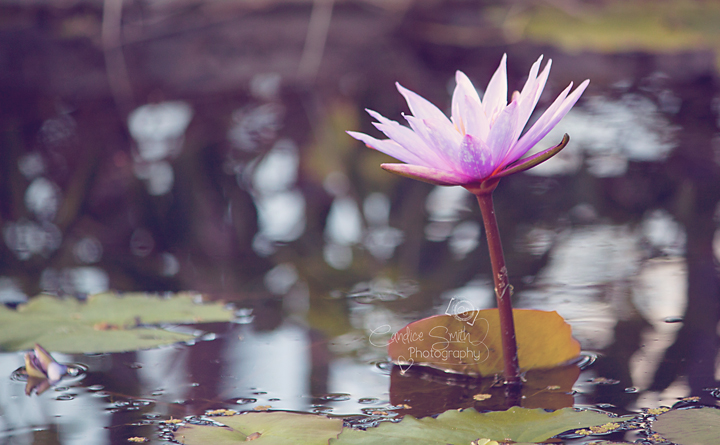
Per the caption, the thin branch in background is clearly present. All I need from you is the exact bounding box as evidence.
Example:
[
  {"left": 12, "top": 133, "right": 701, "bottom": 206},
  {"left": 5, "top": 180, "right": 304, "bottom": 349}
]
[
  {"left": 298, "top": 0, "right": 334, "bottom": 83},
  {"left": 102, "top": 0, "right": 134, "bottom": 116}
]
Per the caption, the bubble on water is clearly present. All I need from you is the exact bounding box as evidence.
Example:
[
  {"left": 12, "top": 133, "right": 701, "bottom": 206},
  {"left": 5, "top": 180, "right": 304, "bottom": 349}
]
[
  {"left": 575, "top": 351, "right": 598, "bottom": 370},
  {"left": 596, "top": 403, "right": 616, "bottom": 409},
  {"left": 56, "top": 394, "right": 76, "bottom": 401},
  {"left": 315, "top": 393, "right": 351, "bottom": 402},
  {"left": 345, "top": 279, "right": 418, "bottom": 303},
  {"left": 624, "top": 387, "right": 639, "bottom": 393},
  {"left": 235, "top": 398, "right": 257, "bottom": 405},
  {"left": 374, "top": 360, "right": 393, "bottom": 373},
  {"left": 344, "top": 416, "right": 384, "bottom": 429},
  {"left": 234, "top": 308, "right": 255, "bottom": 324},
  {"left": 358, "top": 397, "right": 379, "bottom": 404}
]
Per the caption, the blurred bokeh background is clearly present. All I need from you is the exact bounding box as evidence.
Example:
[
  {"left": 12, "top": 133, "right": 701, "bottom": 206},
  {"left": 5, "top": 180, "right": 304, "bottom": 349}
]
[{"left": 1, "top": 0, "right": 720, "bottom": 443}]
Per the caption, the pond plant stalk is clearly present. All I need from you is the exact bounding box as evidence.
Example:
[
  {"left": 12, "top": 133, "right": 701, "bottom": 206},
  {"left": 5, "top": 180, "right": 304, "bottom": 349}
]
[
  {"left": 473, "top": 180, "right": 520, "bottom": 385},
  {"left": 348, "top": 54, "right": 588, "bottom": 386}
]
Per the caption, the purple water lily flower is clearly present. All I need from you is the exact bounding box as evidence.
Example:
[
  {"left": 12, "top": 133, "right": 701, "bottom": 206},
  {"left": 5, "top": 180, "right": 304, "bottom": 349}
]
[
  {"left": 348, "top": 54, "right": 589, "bottom": 193},
  {"left": 24, "top": 343, "right": 68, "bottom": 395}
]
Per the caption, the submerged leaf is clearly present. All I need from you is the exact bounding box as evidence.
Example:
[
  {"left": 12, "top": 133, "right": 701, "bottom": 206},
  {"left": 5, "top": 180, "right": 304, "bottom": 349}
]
[
  {"left": 176, "top": 411, "right": 343, "bottom": 445},
  {"left": 332, "top": 406, "right": 622, "bottom": 444},
  {"left": 0, "top": 292, "right": 234, "bottom": 353},
  {"left": 387, "top": 309, "right": 580, "bottom": 376},
  {"left": 653, "top": 407, "right": 720, "bottom": 445}
]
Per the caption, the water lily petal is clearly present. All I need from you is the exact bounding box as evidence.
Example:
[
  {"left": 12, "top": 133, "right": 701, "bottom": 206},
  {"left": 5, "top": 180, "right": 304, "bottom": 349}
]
[
  {"left": 452, "top": 71, "right": 483, "bottom": 135},
  {"left": 463, "top": 94, "right": 491, "bottom": 142},
  {"left": 404, "top": 115, "right": 457, "bottom": 168},
  {"left": 482, "top": 54, "right": 508, "bottom": 122},
  {"left": 454, "top": 71, "right": 482, "bottom": 105},
  {"left": 396, "top": 83, "right": 453, "bottom": 127},
  {"left": 24, "top": 352, "right": 47, "bottom": 379},
  {"left": 33, "top": 344, "right": 55, "bottom": 373},
  {"left": 366, "top": 110, "right": 442, "bottom": 167},
  {"left": 519, "top": 55, "right": 543, "bottom": 99},
  {"left": 452, "top": 72, "right": 490, "bottom": 141},
  {"left": 422, "top": 117, "right": 465, "bottom": 169},
  {"left": 347, "top": 131, "right": 428, "bottom": 166},
  {"left": 457, "top": 134, "right": 495, "bottom": 179},
  {"left": 516, "top": 58, "right": 552, "bottom": 134},
  {"left": 381, "top": 163, "right": 471, "bottom": 186},
  {"left": 486, "top": 100, "right": 521, "bottom": 167},
  {"left": 46, "top": 361, "right": 68, "bottom": 383},
  {"left": 511, "top": 79, "right": 589, "bottom": 161}
]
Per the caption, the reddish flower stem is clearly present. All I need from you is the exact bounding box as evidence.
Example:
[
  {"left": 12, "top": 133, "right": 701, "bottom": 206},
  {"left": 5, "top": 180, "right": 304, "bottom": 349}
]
[{"left": 474, "top": 187, "right": 521, "bottom": 386}]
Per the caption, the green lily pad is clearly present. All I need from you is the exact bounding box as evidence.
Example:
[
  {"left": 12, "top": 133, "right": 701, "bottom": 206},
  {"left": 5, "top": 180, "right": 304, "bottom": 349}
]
[
  {"left": 653, "top": 407, "right": 720, "bottom": 445},
  {"left": 0, "top": 292, "right": 234, "bottom": 353},
  {"left": 175, "top": 411, "right": 343, "bottom": 445},
  {"left": 332, "top": 406, "right": 623, "bottom": 444}
]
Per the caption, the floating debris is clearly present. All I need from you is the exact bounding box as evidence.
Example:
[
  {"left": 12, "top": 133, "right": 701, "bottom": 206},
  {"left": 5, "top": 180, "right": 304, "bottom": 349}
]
[
  {"left": 206, "top": 409, "right": 238, "bottom": 416},
  {"left": 162, "top": 418, "right": 183, "bottom": 425},
  {"left": 574, "top": 422, "right": 621, "bottom": 435}
]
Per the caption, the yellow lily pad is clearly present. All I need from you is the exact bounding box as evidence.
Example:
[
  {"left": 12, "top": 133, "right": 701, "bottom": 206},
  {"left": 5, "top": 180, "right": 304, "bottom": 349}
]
[{"left": 387, "top": 309, "right": 580, "bottom": 376}]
